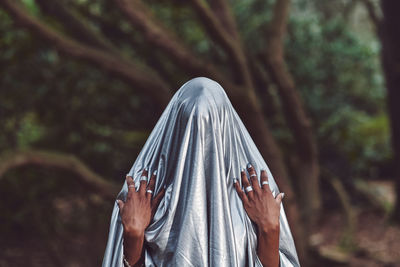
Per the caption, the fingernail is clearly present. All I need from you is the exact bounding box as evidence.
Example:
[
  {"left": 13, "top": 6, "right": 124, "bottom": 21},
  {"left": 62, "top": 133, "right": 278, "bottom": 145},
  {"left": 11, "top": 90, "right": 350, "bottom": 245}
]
[
  {"left": 144, "top": 166, "right": 148, "bottom": 171},
  {"left": 241, "top": 167, "right": 245, "bottom": 173},
  {"left": 163, "top": 184, "right": 166, "bottom": 189},
  {"left": 233, "top": 178, "right": 238, "bottom": 184},
  {"left": 153, "top": 169, "right": 158, "bottom": 176},
  {"left": 282, "top": 192, "right": 285, "bottom": 199},
  {"left": 247, "top": 163, "right": 252, "bottom": 169}
]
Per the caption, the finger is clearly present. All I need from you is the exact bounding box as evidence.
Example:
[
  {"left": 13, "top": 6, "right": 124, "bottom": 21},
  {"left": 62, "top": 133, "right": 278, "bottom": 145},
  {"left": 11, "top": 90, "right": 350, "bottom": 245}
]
[
  {"left": 241, "top": 168, "right": 254, "bottom": 200},
  {"left": 247, "top": 163, "right": 261, "bottom": 194},
  {"left": 233, "top": 178, "right": 249, "bottom": 205},
  {"left": 138, "top": 167, "right": 149, "bottom": 195},
  {"left": 275, "top": 192, "right": 285, "bottom": 205},
  {"left": 151, "top": 186, "right": 166, "bottom": 216},
  {"left": 126, "top": 175, "right": 135, "bottom": 187},
  {"left": 117, "top": 199, "right": 125, "bottom": 210},
  {"left": 146, "top": 169, "right": 157, "bottom": 200},
  {"left": 126, "top": 175, "right": 135, "bottom": 196},
  {"left": 260, "top": 170, "right": 271, "bottom": 192}
]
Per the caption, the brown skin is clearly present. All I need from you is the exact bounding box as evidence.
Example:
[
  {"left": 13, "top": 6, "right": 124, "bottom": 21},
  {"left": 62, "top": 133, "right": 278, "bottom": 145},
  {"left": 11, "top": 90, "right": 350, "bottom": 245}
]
[
  {"left": 234, "top": 164, "right": 283, "bottom": 267},
  {"left": 117, "top": 168, "right": 165, "bottom": 266},
  {"left": 117, "top": 165, "right": 282, "bottom": 267}
]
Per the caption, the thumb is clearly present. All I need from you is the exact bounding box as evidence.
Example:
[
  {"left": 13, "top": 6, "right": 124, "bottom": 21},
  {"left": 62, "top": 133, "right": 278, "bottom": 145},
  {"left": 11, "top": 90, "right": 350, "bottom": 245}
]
[{"left": 275, "top": 192, "right": 285, "bottom": 204}]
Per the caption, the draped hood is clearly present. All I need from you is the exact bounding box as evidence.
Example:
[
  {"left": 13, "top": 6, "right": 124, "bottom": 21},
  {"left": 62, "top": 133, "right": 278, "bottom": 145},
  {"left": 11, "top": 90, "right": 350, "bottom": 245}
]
[{"left": 102, "top": 77, "right": 300, "bottom": 267}]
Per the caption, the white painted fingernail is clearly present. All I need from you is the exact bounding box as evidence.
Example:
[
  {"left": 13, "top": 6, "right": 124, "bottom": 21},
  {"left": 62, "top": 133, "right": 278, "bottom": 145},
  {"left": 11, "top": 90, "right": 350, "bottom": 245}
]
[
  {"left": 153, "top": 170, "right": 158, "bottom": 176},
  {"left": 233, "top": 178, "right": 238, "bottom": 184},
  {"left": 144, "top": 166, "right": 148, "bottom": 171},
  {"left": 241, "top": 167, "right": 245, "bottom": 173},
  {"left": 282, "top": 192, "right": 285, "bottom": 199},
  {"left": 247, "top": 163, "right": 252, "bottom": 169}
]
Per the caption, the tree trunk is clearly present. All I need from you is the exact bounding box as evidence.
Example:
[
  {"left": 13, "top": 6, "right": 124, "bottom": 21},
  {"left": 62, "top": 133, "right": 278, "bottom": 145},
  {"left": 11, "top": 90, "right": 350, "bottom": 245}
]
[
  {"left": 261, "top": 0, "right": 321, "bottom": 237},
  {"left": 231, "top": 90, "right": 308, "bottom": 261},
  {"left": 380, "top": 0, "right": 400, "bottom": 222},
  {"left": 0, "top": 0, "right": 312, "bottom": 260},
  {"left": 0, "top": 149, "right": 120, "bottom": 201}
]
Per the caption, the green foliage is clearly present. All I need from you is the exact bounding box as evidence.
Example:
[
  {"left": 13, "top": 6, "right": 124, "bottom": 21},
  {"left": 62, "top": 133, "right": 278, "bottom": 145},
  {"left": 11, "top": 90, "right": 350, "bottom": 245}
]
[
  {"left": 0, "top": 1, "right": 392, "bottom": 264},
  {"left": 16, "top": 112, "right": 45, "bottom": 148},
  {"left": 21, "top": 0, "right": 40, "bottom": 15},
  {"left": 233, "top": 0, "right": 274, "bottom": 51},
  {"left": 286, "top": 15, "right": 389, "bottom": 177},
  {"left": 0, "top": 8, "right": 153, "bottom": 178},
  {"left": 0, "top": 0, "right": 389, "bottom": 197}
]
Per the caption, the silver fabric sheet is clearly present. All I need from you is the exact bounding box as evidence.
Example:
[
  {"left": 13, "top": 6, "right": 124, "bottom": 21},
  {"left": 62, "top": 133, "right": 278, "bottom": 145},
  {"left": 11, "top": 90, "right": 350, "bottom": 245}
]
[{"left": 102, "top": 77, "right": 300, "bottom": 267}]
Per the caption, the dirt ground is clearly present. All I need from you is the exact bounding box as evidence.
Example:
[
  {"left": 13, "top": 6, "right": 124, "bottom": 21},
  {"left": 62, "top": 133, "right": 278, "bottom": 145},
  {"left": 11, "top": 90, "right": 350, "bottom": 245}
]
[{"left": 311, "top": 210, "right": 400, "bottom": 267}]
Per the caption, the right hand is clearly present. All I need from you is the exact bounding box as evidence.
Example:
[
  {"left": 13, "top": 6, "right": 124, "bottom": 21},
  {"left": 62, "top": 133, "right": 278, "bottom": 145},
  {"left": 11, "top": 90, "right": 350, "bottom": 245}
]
[
  {"left": 117, "top": 168, "right": 166, "bottom": 235},
  {"left": 233, "top": 164, "right": 284, "bottom": 234}
]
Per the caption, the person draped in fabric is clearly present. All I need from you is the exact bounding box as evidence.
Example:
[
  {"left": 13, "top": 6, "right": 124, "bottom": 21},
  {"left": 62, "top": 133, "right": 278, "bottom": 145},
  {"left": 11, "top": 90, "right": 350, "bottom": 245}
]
[{"left": 102, "top": 77, "right": 300, "bottom": 267}]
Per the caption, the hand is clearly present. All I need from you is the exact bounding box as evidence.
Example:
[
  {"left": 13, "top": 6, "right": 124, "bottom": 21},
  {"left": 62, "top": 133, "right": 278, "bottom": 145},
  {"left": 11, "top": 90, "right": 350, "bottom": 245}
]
[
  {"left": 233, "top": 163, "right": 284, "bottom": 234},
  {"left": 117, "top": 168, "right": 166, "bottom": 236}
]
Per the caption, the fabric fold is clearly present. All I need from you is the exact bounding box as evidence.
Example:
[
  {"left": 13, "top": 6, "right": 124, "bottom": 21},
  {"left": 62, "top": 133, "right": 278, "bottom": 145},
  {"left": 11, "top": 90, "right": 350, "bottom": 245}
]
[{"left": 102, "top": 77, "right": 300, "bottom": 267}]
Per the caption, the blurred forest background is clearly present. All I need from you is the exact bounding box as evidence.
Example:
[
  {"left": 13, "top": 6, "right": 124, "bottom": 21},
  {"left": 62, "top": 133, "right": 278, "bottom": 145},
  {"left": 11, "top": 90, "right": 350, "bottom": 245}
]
[{"left": 1, "top": 0, "right": 400, "bottom": 266}]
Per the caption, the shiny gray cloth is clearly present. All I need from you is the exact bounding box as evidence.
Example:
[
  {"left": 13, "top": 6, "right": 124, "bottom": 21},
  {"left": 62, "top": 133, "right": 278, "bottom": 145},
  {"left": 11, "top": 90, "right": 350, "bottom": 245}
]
[{"left": 102, "top": 77, "right": 300, "bottom": 267}]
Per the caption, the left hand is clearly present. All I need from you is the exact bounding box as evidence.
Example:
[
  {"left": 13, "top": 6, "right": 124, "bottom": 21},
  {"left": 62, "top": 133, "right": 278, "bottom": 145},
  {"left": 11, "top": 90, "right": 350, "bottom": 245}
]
[
  {"left": 233, "top": 164, "right": 284, "bottom": 233},
  {"left": 117, "top": 168, "right": 166, "bottom": 236}
]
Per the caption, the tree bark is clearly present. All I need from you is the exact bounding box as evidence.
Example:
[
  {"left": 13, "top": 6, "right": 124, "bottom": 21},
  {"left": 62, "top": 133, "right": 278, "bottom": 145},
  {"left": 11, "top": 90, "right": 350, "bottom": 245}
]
[
  {"left": 0, "top": 0, "right": 173, "bottom": 110},
  {"left": 209, "top": 0, "right": 240, "bottom": 41},
  {"left": 113, "top": 0, "right": 231, "bottom": 87},
  {"left": 262, "top": 0, "right": 321, "bottom": 232},
  {"left": 189, "top": 0, "right": 253, "bottom": 87},
  {"left": 230, "top": 89, "right": 307, "bottom": 261},
  {"left": 0, "top": 149, "right": 120, "bottom": 201},
  {"left": 380, "top": 0, "right": 400, "bottom": 222},
  {"left": 35, "top": 0, "right": 116, "bottom": 52},
  {"left": 0, "top": 0, "right": 309, "bottom": 258}
]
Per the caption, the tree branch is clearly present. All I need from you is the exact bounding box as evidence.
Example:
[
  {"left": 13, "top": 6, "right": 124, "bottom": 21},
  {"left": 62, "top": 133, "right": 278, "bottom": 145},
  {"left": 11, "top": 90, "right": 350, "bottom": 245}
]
[
  {"left": 209, "top": 0, "right": 240, "bottom": 41},
  {"left": 248, "top": 56, "right": 279, "bottom": 119},
  {"left": 342, "top": 0, "right": 359, "bottom": 21},
  {"left": 113, "top": 0, "right": 230, "bottom": 85},
  {"left": 189, "top": 0, "right": 253, "bottom": 87},
  {"left": 189, "top": 0, "right": 235, "bottom": 55},
  {"left": 0, "top": 149, "right": 120, "bottom": 201},
  {"left": 261, "top": 0, "right": 321, "bottom": 232},
  {"left": 0, "top": 0, "right": 173, "bottom": 108},
  {"left": 263, "top": 0, "right": 316, "bottom": 160},
  {"left": 35, "top": 0, "right": 116, "bottom": 52},
  {"left": 360, "top": 0, "right": 382, "bottom": 34},
  {"left": 264, "top": 0, "right": 291, "bottom": 58}
]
